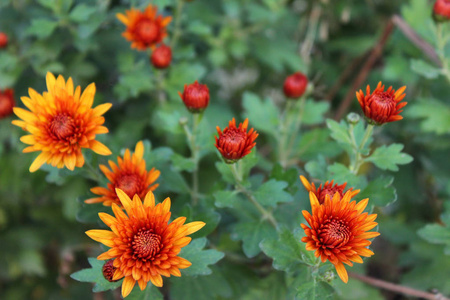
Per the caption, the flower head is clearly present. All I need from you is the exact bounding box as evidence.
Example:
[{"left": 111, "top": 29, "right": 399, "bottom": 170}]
[
  {"left": 301, "top": 191, "right": 380, "bottom": 283},
  {"left": 433, "top": 0, "right": 450, "bottom": 22},
  {"left": 0, "top": 88, "right": 15, "bottom": 118},
  {"left": 151, "top": 44, "right": 172, "bottom": 69},
  {"left": 86, "top": 141, "right": 160, "bottom": 207},
  {"left": 12, "top": 72, "right": 111, "bottom": 172},
  {"left": 102, "top": 260, "right": 119, "bottom": 282},
  {"left": 86, "top": 189, "right": 205, "bottom": 298},
  {"left": 300, "top": 175, "right": 360, "bottom": 205},
  {"left": 356, "top": 81, "right": 407, "bottom": 125},
  {"left": 215, "top": 118, "right": 258, "bottom": 163},
  {"left": 0, "top": 32, "right": 8, "bottom": 48},
  {"left": 178, "top": 81, "right": 210, "bottom": 113},
  {"left": 283, "top": 72, "right": 308, "bottom": 99},
  {"left": 116, "top": 5, "right": 172, "bottom": 51}
]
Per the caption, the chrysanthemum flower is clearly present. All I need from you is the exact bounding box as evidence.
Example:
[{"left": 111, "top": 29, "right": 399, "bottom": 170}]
[
  {"left": 301, "top": 191, "right": 380, "bottom": 283},
  {"left": 300, "top": 175, "right": 360, "bottom": 205},
  {"left": 0, "top": 88, "right": 15, "bottom": 118},
  {"left": 356, "top": 81, "right": 407, "bottom": 125},
  {"left": 151, "top": 44, "right": 172, "bottom": 69},
  {"left": 116, "top": 5, "right": 172, "bottom": 51},
  {"left": 178, "top": 81, "right": 210, "bottom": 113},
  {"left": 433, "top": 0, "right": 450, "bottom": 22},
  {"left": 86, "top": 141, "right": 160, "bottom": 207},
  {"left": 102, "top": 260, "right": 119, "bottom": 282},
  {"left": 215, "top": 118, "right": 258, "bottom": 163},
  {"left": 283, "top": 72, "right": 308, "bottom": 99},
  {"left": 86, "top": 189, "right": 205, "bottom": 298},
  {"left": 12, "top": 72, "right": 112, "bottom": 172}
]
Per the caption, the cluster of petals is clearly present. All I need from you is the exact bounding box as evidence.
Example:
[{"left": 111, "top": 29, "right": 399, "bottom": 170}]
[
  {"left": 0, "top": 88, "right": 15, "bottom": 118},
  {"left": 283, "top": 72, "right": 308, "bottom": 99},
  {"left": 86, "top": 141, "right": 160, "bottom": 207},
  {"left": 116, "top": 5, "right": 172, "bottom": 51},
  {"left": 356, "top": 81, "right": 407, "bottom": 125},
  {"left": 12, "top": 72, "right": 111, "bottom": 172},
  {"left": 215, "top": 118, "right": 258, "bottom": 163},
  {"left": 178, "top": 80, "right": 210, "bottom": 113},
  {"left": 86, "top": 189, "right": 205, "bottom": 298},
  {"left": 301, "top": 191, "right": 380, "bottom": 283},
  {"left": 300, "top": 175, "right": 360, "bottom": 205},
  {"left": 433, "top": 0, "right": 450, "bottom": 21}
]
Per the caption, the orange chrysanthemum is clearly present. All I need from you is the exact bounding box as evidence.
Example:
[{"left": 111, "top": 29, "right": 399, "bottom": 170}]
[
  {"left": 116, "top": 5, "right": 172, "bottom": 51},
  {"left": 12, "top": 72, "right": 112, "bottom": 172},
  {"left": 300, "top": 175, "right": 360, "bottom": 205},
  {"left": 215, "top": 118, "right": 258, "bottom": 163},
  {"left": 86, "top": 189, "right": 205, "bottom": 298},
  {"left": 356, "top": 81, "right": 407, "bottom": 125},
  {"left": 0, "top": 88, "right": 15, "bottom": 118},
  {"left": 301, "top": 191, "right": 380, "bottom": 283},
  {"left": 86, "top": 141, "right": 160, "bottom": 207}
]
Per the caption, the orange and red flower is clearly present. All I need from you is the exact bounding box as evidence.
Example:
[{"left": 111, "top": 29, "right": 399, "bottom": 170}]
[
  {"left": 301, "top": 191, "right": 380, "bottom": 283},
  {"left": 12, "top": 72, "right": 111, "bottom": 172},
  {"left": 86, "top": 141, "right": 160, "bottom": 207},
  {"left": 151, "top": 44, "right": 172, "bottom": 69},
  {"left": 0, "top": 88, "right": 15, "bottom": 118},
  {"left": 283, "top": 72, "right": 308, "bottom": 99},
  {"left": 215, "top": 118, "right": 258, "bottom": 163},
  {"left": 178, "top": 81, "right": 210, "bottom": 113},
  {"left": 86, "top": 189, "right": 205, "bottom": 298},
  {"left": 433, "top": 0, "right": 450, "bottom": 22},
  {"left": 116, "top": 5, "right": 172, "bottom": 51},
  {"left": 356, "top": 81, "right": 407, "bottom": 125},
  {"left": 300, "top": 175, "right": 359, "bottom": 205}
]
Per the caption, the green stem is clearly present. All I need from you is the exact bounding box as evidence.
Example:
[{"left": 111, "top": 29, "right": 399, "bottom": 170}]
[
  {"left": 284, "top": 96, "right": 306, "bottom": 161},
  {"left": 349, "top": 124, "right": 374, "bottom": 174},
  {"left": 436, "top": 24, "right": 450, "bottom": 82},
  {"left": 170, "top": 0, "right": 185, "bottom": 49},
  {"left": 278, "top": 100, "right": 294, "bottom": 168},
  {"left": 84, "top": 159, "right": 102, "bottom": 182},
  {"left": 183, "top": 114, "right": 201, "bottom": 206},
  {"left": 229, "top": 163, "right": 278, "bottom": 228}
]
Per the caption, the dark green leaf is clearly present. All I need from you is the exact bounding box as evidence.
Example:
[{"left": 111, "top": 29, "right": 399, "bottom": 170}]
[
  {"left": 365, "top": 144, "right": 413, "bottom": 171},
  {"left": 410, "top": 59, "right": 441, "bottom": 79},
  {"left": 179, "top": 238, "right": 224, "bottom": 276},
  {"left": 326, "top": 119, "right": 352, "bottom": 145},
  {"left": 295, "top": 281, "right": 334, "bottom": 300},
  {"left": 171, "top": 153, "right": 196, "bottom": 172},
  {"left": 69, "top": 4, "right": 97, "bottom": 23},
  {"left": 327, "top": 163, "right": 368, "bottom": 189},
  {"left": 406, "top": 99, "right": 450, "bottom": 135},
  {"left": 126, "top": 284, "right": 163, "bottom": 300},
  {"left": 26, "top": 19, "right": 58, "bottom": 38},
  {"left": 253, "top": 179, "right": 292, "bottom": 207},
  {"left": 359, "top": 176, "right": 397, "bottom": 207},
  {"left": 302, "top": 100, "right": 330, "bottom": 125},
  {"left": 233, "top": 220, "right": 277, "bottom": 258},
  {"left": 70, "top": 258, "right": 122, "bottom": 292},
  {"left": 214, "top": 190, "right": 240, "bottom": 208},
  {"left": 242, "top": 92, "right": 279, "bottom": 136}
]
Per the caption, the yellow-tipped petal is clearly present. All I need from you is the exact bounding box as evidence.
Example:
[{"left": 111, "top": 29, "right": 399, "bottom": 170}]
[
  {"left": 149, "top": 274, "right": 163, "bottom": 287},
  {"left": 89, "top": 140, "right": 112, "bottom": 155},
  {"left": 116, "top": 188, "right": 133, "bottom": 213},
  {"left": 29, "top": 152, "right": 51, "bottom": 172},
  {"left": 184, "top": 221, "right": 206, "bottom": 236},
  {"left": 121, "top": 276, "right": 136, "bottom": 298},
  {"left": 143, "top": 190, "right": 155, "bottom": 208},
  {"left": 98, "top": 212, "right": 118, "bottom": 227},
  {"left": 46, "top": 72, "right": 56, "bottom": 92},
  {"left": 116, "top": 13, "right": 129, "bottom": 25},
  {"left": 13, "top": 107, "right": 37, "bottom": 122},
  {"left": 93, "top": 103, "right": 112, "bottom": 116},
  {"left": 134, "top": 141, "right": 144, "bottom": 160},
  {"left": 300, "top": 175, "right": 312, "bottom": 191},
  {"left": 161, "top": 197, "right": 171, "bottom": 214},
  {"left": 80, "top": 83, "right": 96, "bottom": 107},
  {"left": 335, "top": 262, "right": 348, "bottom": 283},
  {"left": 355, "top": 198, "right": 369, "bottom": 214},
  {"left": 85, "top": 229, "right": 116, "bottom": 247}
]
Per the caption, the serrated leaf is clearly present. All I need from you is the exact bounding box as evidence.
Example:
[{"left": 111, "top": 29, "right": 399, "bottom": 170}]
[
  {"left": 358, "top": 176, "right": 397, "bottom": 207},
  {"left": 71, "top": 258, "right": 122, "bottom": 292},
  {"left": 326, "top": 119, "right": 352, "bottom": 145},
  {"left": 410, "top": 59, "right": 441, "bottom": 79},
  {"left": 179, "top": 238, "right": 224, "bottom": 276},
  {"left": 418, "top": 216, "right": 450, "bottom": 253},
  {"left": 69, "top": 4, "right": 97, "bottom": 22},
  {"left": 253, "top": 179, "right": 292, "bottom": 207},
  {"left": 295, "top": 128, "right": 343, "bottom": 160},
  {"left": 126, "top": 284, "right": 163, "bottom": 300},
  {"left": 215, "top": 161, "right": 235, "bottom": 184},
  {"left": 327, "top": 163, "right": 367, "bottom": 190},
  {"left": 214, "top": 190, "right": 240, "bottom": 208},
  {"left": 171, "top": 153, "right": 196, "bottom": 172},
  {"left": 242, "top": 92, "right": 280, "bottom": 136},
  {"left": 365, "top": 144, "right": 413, "bottom": 171},
  {"left": 302, "top": 100, "right": 330, "bottom": 125},
  {"left": 233, "top": 220, "right": 277, "bottom": 258},
  {"left": 305, "top": 156, "right": 328, "bottom": 181},
  {"left": 295, "top": 281, "right": 335, "bottom": 300},
  {"left": 26, "top": 19, "right": 58, "bottom": 38},
  {"left": 406, "top": 99, "right": 450, "bottom": 135},
  {"left": 260, "top": 227, "right": 306, "bottom": 272}
]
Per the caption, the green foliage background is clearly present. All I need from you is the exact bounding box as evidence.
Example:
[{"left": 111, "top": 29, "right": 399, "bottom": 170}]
[{"left": 1, "top": 0, "right": 450, "bottom": 299}]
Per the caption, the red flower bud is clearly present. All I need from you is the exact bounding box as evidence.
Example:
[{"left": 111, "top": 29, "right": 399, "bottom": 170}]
[
  {"left": 178, "top": 81, "right": 210, "bottom": 113},
  {"left": 356, "top": 81, "right": 407, "bottom": 125},
  {"left": 0, "top": 32, "right": 8, "bottom": 49},
  {"left": 102, "top": 259, "right": 119, "bottom": 282},
  {"left": 0, "top": 89, "right": 15, "bottom": 118},
  {"left": 283, "top": 72, "right": 308, "bottom": 99},
  {"left": 151, "top": 44, "right": 172, "bottom": 69},
  {"left": 433, "top": 0, "right": 450, "bottom": 22},
  {"left": 215, "top": 118, "right": 258, "bottom": 163}
]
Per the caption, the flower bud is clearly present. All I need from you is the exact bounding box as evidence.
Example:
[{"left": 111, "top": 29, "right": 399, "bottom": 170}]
[
  {"left": 178, "top": 81, "right": 210, "bottom": 113},
  {"left": 151, "top": 44, "right": 172, "bottom": 69},
  {"left": 433, "top": 0, "right": 450, "bottom": 22},
  {"left": 102, "top": 259, "right": 119, "bottom": 282},
  {"left": 0, "top": 89, "right": 15, "bottom": 118},
  {"left": 283, "top": 72, "right": 308, "bottom": 99},
  {"left": 0, "top": 32, "right": 8, "bottom": 49},
  {"left": 346, "top": 112, "right": 360, "bottom": 124}
]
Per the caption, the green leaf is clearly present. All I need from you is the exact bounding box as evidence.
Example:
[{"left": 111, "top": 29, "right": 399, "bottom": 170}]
[
  {"left": 365, "top": 144, "right": 413, "bottom": 171},
  {"left": 253, "top": 179, "right": 292, "bottom": 207},
  {"left": 305, "top": 156, "right": 328, "bottom": 181},
  {"left": 327, "top": 163, "right": 367, "bottom": 190},
  {"left": 179, "top": 238, "right": 224, "bottom": 276},
  {"left": 260, "top": 227, "right": 306, "bottom": 272},
  {"left": 171, "top": 153, "right": 195, "bottom": 172},
  {"left": 358, "top": 176, "right": 397, "bottom": 207},
  {"left": 215, "top": 161, "right": 235, "bottom": 184},
  {"left": 410, "top": 59, "right": 441, "bottom": 79},
  {"left": 406, "top": 99, "right": 450, "bottom": 135},
  {"left": 418, "top": 216, "right": 450, "bottom": 254},
  {"left": 295, "top": 128, "right": 343, "bottom": 160},
  {"left": 326, "top": 119, "right": 352, "bottom": 145},
  {"left": 214, "top": 190, "right": 240, "bottom": 208},
  {"left": 69, "top": 4, "right": 97, "bottom": 22},
  {"left": 233, "top": 220, "right": 277, "bottom": 258},
  {"left": 126, "top": 284, "right": 163, "bottom": 300},
  {"left": 242, "top": 92, "right": 280, "bottom": 136},
  {"left": 70, "top": 258, "right": 122, "bottom": 292},
  {"left": 295, "top": 281, "right": 334, "bottom": 300},
  {"left": 26, "top": 19, "right": 58, "bottom": 38},
  {"left": 302, "top": 100, "right": 330, "bottom": 125}
]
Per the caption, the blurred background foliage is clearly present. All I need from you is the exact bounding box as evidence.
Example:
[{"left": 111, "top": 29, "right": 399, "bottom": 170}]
[{"left": 0, "top": 0, "right": 449, "bottom": 299}]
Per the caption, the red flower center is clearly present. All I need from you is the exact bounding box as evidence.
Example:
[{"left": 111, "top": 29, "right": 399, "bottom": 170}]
[
  {"left": 319, "top": 187, "right": 343, "bottom": 203},
  {"left": 132, "top": 228, "right": 162, "bottom": 260},
  {"left": 136, "top": 20, "right": 158, "bottom": 44},
  {"left": 116, "top": 174, "right": 141, "bottom": 198},
  {"left": 320, "top": 218, "right": 350, "bottom": 247},
  {"left": 50, "top": 113, "right": 76, "bottom": 140},
  {"left": 102, "top": 259, "right": 118, "bottom": 282},
  {"left": 369, "top": 91, "right": 396, "bottom": 118},
  {"left": 220, "top": 129, "right": 246, "bottom": 156}
]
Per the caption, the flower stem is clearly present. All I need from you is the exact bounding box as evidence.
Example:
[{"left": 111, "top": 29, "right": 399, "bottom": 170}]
[
  {"left": 170, "top": 0, "right": 185, "bottom": 49},
  {"left": 182, "top": 113, "right": 201, "bottom": 206},
  {"left": 84, "top": 159, "right": 102, "bottom": 182},
  {"left": 229, "top": 163, "right": 278, "bottom": 228},
  {"left": 436, "top": 24, "right": 450, "bottom": 82},
  {"left": 284, "top": 96, "right": 306, "bottom": 161},
  {"left": 349, "top": 123, "right": 374, "bottom": 174},
  {"left": 278, "top": 100, "right": 294, "bottom": 168}
]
